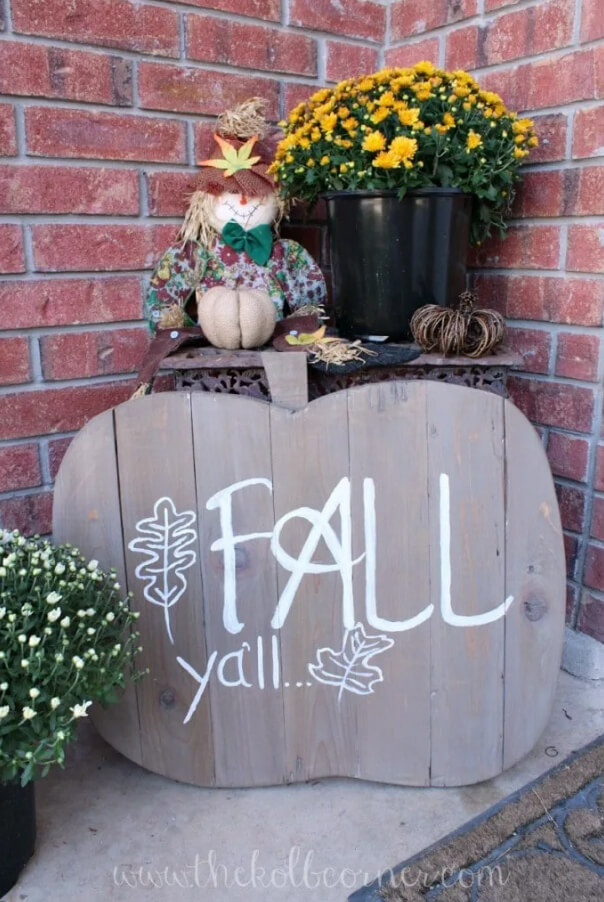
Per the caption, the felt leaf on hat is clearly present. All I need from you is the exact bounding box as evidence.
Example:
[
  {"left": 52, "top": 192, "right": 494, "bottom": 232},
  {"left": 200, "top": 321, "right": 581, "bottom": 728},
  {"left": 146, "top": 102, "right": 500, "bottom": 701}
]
[{"left": 199, "top": 134, "right": 262, "bottom": 177}]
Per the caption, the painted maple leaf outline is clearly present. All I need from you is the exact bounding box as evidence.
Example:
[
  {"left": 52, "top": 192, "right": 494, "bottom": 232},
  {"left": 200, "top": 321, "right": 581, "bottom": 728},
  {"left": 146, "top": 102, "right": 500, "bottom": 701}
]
[
  {"left": 308, "top": 622, "right": 395, "bottom": 700},
  {"left": 128, "top": 497, "right": 198, "bottom": 644}
]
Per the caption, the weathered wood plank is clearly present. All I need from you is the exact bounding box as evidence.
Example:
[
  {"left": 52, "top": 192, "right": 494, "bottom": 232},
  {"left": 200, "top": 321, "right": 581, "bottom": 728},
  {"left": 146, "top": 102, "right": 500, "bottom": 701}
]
[
  {"left": 269, "top": 391, "right": 357, "bottom": 781},
  {"left": 191, "top": 392, "right": 287, "bottom": 786},
  {"left": 52, "top": 409, "right": 143, "bottom": 767},
  {"left": 503, "top": 401, "right": 566, "bottom": 769},
  {"left": 348, "top": 381, "right": 431, "bottom": 785},
  {"left": 261, "top": 350, "right": 308, "bottom": 410},
  {"left": 114, "top": 393, "right": 214, "bottom": 786},
  {"left": 427, "top": 382, "right": 506, "bottom": 786}
]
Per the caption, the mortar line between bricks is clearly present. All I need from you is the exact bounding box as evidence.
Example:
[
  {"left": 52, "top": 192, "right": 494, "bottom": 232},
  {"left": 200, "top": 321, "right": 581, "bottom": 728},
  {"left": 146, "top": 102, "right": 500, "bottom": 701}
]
[
  {"left": 506, "top": 370, "right": 604, "bottom": 392},
  {"left": 0, "top": 430, "right": 78, "bottom": 450},
  {"left": 571, "top": 0, "right": 583, "bottom": 46},
  {"left": 28, "top": 335, "right": 43, "bottom": 384},
  {"left": 2, "top": 0, "right": 11, "bottom": 33},
  {"left": 38, "top": 438, "right": 52, "bottom": 487},
  {"left": 281, "top": 0, "right": 289, "bottom": 28},
  {"left": 509, "top": 321, "right": 604, "bottom": 336},
  {"left": 0, "top": 372, "right": 136, "bottom": 396},
  {"left": 0, "top": 321, "right": 151, "bottom": 338}
]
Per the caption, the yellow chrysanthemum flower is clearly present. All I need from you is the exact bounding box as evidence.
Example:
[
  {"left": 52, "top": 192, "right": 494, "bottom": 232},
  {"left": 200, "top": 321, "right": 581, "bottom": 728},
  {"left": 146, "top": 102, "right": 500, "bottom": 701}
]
[
  {"left": 310, "top": 88, "right": 330, "bottom": 105},
  {"left": 311, "top": 127, "right": 321, "bottom": 142},
  {"left": 358, "top": 77, "right": 374, "bottom": 92},
  {"left": 319, "top": 155, "right": 330, "bottom": 165},
  {"left": 513, "top": 147, "right": 529, "bottom": 158},
  {"left": 414, "top": 61, "right": 436, "bottom": 76},
  {"left": 528, "top": 136, "right": 539, "bottom": 147},
  {"left": 512, "top": 117, "right": 533, "bottom": 134},
  {"left": 373, "top": 150, "right": 400, "bottom": 169},
  {"left": 397, "top": 107, "right": 420, "bottom": 127},
  {"left": 378, "top": 91, "right": 395, "bottom": 107},
  {"left": 362, "top": 131, "right": 387, "bottom": 152},
  {"left": 320, "top": 112, "right": 338, "bottom": 132},
  {"left": 466, "top": 130, "right": 483, "bottom": 151},
  {"left": 371, "top": 107, "right": 391, "bottom": 124},
  {"left": 390, "top": 135, "right": 418, "bottom": 164}
]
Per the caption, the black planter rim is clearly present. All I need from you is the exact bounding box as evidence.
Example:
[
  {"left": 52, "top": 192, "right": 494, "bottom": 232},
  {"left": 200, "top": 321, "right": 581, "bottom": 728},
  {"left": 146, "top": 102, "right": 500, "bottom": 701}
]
[{"left": 322, "top": 187, "right": 470, "bottom": 200}]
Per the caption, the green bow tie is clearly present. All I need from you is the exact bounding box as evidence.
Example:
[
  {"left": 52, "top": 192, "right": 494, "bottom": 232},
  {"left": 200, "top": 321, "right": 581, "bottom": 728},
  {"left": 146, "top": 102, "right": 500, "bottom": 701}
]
[{"left": 221, "top": 221, "right": 273, "bottom": 266}]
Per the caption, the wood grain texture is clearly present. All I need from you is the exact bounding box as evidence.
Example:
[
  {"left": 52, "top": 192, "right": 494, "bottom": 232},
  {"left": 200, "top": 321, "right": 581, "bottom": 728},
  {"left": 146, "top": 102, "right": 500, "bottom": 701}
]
[
  {"left": 503, "top": 402, "right": 566, "bottom": 769},
  {"left": 427, "top": 382, "right": 506, "bottom": 786},
  {"left": 52, "top": 408, "right": 143, "bottom": 767},
  {"left": 52, "top": 382, "right": 565, "bottom": 788},
  {"left": 261, "top": 350, "right": 308, "bottom": 410},
  {"left": 348, "top": 381, "right": 432, "bottom": 785},
  {"left": 191, "top": 392, "right": 287, "bottom": 786},
  {"left": 114, "top": 393, "right": 214, "bottom": 786}
]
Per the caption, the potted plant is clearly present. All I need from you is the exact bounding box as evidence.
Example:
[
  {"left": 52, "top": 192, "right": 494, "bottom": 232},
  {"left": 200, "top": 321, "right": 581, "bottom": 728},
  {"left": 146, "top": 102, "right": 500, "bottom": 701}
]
[
  {"left": 270, "top": 62, "right": 538, "bottom": 340},
  {"left": 0, "top": 529, "right": 143, "bottom": 897}
]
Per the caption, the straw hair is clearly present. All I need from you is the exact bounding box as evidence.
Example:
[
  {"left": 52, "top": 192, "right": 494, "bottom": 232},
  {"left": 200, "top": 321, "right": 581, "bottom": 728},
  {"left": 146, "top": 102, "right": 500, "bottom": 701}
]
[{"left": 217, "top": 98, "right": 269, "bottom": 139}]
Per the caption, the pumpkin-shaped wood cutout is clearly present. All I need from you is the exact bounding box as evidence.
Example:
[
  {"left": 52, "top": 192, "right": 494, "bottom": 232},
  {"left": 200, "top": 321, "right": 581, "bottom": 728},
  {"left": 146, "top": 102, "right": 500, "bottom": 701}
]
[{"left": 53, "top": 374, "right": 565, "bottom": 788}]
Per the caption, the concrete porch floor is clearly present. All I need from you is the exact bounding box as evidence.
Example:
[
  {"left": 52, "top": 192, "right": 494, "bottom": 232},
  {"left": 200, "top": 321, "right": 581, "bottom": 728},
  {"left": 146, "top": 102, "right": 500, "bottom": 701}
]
[{"left": 5, "top": 669, "right": 603, "bottom": 902}]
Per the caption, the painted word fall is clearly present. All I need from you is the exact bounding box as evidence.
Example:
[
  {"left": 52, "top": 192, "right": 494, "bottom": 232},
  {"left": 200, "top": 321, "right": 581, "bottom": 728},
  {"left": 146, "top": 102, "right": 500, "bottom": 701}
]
[{"left": 167, "top": 474, "right": 514, "bottom": 722}]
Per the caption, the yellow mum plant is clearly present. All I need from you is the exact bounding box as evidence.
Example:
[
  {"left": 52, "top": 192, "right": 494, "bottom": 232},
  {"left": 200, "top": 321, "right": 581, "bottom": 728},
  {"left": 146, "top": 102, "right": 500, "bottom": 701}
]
[{"left": 270, "top": 63, "right": 538, "bottom": 244}]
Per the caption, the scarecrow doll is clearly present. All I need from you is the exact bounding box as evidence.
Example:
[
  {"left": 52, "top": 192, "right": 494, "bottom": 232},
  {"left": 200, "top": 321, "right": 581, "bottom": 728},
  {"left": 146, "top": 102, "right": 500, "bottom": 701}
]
[{"left": 145, "top": 99, "right": 326, "bottom": 344}]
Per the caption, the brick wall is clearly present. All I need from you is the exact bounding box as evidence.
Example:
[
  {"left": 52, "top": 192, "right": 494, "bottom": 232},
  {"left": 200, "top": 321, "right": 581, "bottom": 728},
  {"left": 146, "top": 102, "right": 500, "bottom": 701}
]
[{"left": 0, "top": 0, "right": 602, "bottom": 643}]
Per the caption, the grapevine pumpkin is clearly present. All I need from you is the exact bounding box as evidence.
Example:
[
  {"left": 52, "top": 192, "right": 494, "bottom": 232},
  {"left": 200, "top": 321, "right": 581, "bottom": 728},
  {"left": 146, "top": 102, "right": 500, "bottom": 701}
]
[{"left": 410, "top": 292, "right": 506, "bottom": 358}]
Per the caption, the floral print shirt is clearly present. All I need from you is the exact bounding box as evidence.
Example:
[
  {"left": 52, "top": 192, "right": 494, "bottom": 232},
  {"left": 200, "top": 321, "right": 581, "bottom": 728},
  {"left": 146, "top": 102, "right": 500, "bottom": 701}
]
[{"left": 145, "top": 237, "right": 326, "bottom": 331}]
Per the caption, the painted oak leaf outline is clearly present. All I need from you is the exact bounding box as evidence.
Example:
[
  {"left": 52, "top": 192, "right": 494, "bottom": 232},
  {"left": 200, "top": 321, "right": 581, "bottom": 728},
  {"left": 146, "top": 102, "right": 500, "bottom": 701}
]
[
  {"left": 308, "top": 623, "right": 395, "bottom": 700},
  {"left": 128, "top": 497, "right": 198, "bottom": 644}
]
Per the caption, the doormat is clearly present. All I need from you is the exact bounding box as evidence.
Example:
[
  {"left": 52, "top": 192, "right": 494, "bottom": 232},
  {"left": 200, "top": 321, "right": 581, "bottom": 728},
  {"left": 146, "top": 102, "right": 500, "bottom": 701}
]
[{"left": 350, "top": 735, "right": 604, "bottom": 902}]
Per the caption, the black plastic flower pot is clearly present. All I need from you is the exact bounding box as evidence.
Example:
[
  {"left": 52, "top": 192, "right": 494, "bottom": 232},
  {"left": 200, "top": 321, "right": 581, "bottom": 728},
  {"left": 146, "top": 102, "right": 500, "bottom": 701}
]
[
  {"left": 0, "top": 780, "right": 36, "bottom": 898},
  {"left": 324, "top": 188, "right": 471, "bottom": 341}
]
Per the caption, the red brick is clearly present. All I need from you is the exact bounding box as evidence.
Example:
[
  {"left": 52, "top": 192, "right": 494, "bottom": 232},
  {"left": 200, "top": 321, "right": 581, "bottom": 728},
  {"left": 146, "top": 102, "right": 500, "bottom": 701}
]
[
  {"left": 0, "top": 444, "right": 41, "bottom": 492},
  {"left": 470, "top": 225, "right": 560, "bottom": 270},
  {"left": 25, "top": 107, "right": 186, "bottom": 164},
  {"left": 0, "top": 492, "right": 53, "bottom": 537},
  {"left": 0, "top": 336, "right": 31, "bottom": 385},
  {"left": 564, "top": 532, "right": 579, "bottom": 579},
  {"left": 505, "top": 326, "right": 551, "bottom": 374},
  {"left": 11, "top": 0, "right": 179, "bottom": 58},
  {"left": 507, "top": 377, "right": 595, "bottom": 433},
  {"left": 283, "top": 82, "right": 319, "bottom": 115},
  {"left": 481, "top": 48, "right": 600, "bottom": 111},
  {"left": 0, "top": 41, "right": 132, "bottom": 106},
  {"left": 445, "top": 25, "right": 480, "bottom": 71},
  {"left": 596, "top": 444, "right": 604, "bottom": 491},
  {"left": 573, "top": 106, "right": 604, "bottom": 160},
  {"left": 385, "top": 39, "right": 440, "bottom": 71},
  {"left": 555, "top": 332, "right": 600, "bottom": 382},
  {"left": 0, "top": 382, "right": 135, "bottom": 441},
  {"left": 482, "top": 0, "right": 574, "bottom": 68},
  {"left": 31, "top": 224, "right": 176, "bottom": 273},
  {"left": 512, "top": 169, "right": 563, "bottom": 218},
  {"left": 193, "top": 121, "right": 221, "bottom": 166},
  {"left": 327, "top": 41, "right": 380, "bottom": 82},
  {"left": 529, "top": 114, "right": 567, "bottom": 164},
  {"left": 291, "top": 0, "right": 386, "bottom": 42},
  {"left": 581, "top": 0, "right": 604, "bottom": 42},
  {"left": 0, "top": 225, "right": 25, "bottom": 274},
  {"left": 547, "top": 431, "right": 590, "bottom": 483},
  {"left": 138, "top": 62, "right": 280, "bottom": 119},
  {"left": 555, "top": 483, "right": 587, "bottom": 533},
  {"left": 483, "top": 10, "right": 529, "bottom": 67},
  {"left": 473, "top": 274, "right": 603, "bottom": 327},
  {"left": 591, "top": 497, "right": 604, "bottom": 543},
  {"left": 565, "top": 166, "right": 604, "bottom": 216},
  {"left": 391, "top": 0, "right": 476, "bottom": 41},
  {"left": 0, "top": 165, "right": 139, "bottom": 215},
  {"left": 577, "top": 592, "right": 604, "bottom": 643},
  {"left": 583, "top": 543, "right": 604, "bottom": 591},
  {"left": 47, "top": 436, "right": 73, "bottom": 482},
  {"left": 0, "top": 105, "right": 17, "bottom": 156},
  {"left": 486, "top": 0, "right": 521, "bottom": 8},
  {"left": 147, "top": 171, "right": 198, "bottom": 217},
  {"left": 566, "top": 225, "right": 604, "bottom": 275},
  {"left": 161, "top": 0, "right": 279, "bottom": 20},
  {"left": 186, "top": 16, "right": 317, "bottom": 76},
  {"left": 0, "top": 277, "right": 143, "bottom": 330},
  {"left": 40, "top": 328, "right": 150, "bottom": 380}
]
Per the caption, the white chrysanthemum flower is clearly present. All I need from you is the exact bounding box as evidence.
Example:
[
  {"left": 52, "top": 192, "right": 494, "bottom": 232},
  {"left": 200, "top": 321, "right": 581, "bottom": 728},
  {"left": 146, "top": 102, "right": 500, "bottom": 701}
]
[
  {"left": 0, "top": 567, "right": 7, "bottom": 578},
  {"left": 18, "top": 568, "right": 27, "bottom": 577},
  {"left": 86, "top": 608, "right": 95, "bottom": 617},
  {"left": 70, "top": 700, "right": 92, "bottom": 719},
  {"left": 17, "top": 634, "right": 26, "bottom": 644},
  {"left": 47, "top": 607, "right": 62, "bottom": 622},
  {"left": 46, "top": 591, "right": 62, "bottom": 604},
  {"left": 72, "top": 655, "right": 84, "bottom": 670},
  {"left": 60, "top": 616, "right": 70, "bottom": 628},
  {"left": 54, "top": 562, "right": 66, "bottom": 574},
  {"left": 0, "top": 705, "right": 9, "bottom": 720},
  {"left": 87, "top": 560, "right": 99, "bottom": 571},
  {"left": 22, "top": 706, "right": 36, "bottom": 720},
  {"left": 56, "top": 729, "right": 65, "bottom": 740},
  {"left": 29, "top": 687, "right": 40, "bottom": 699},
  {"left": 28, "top": 635, "right": 41, "bottom": 647},
  {"left": 44, "top": 627, "right": 52, "bottom": 635},
  {"left": 0, "top": 606, "right": 5, "bottom": 618},
  {"left": 76, "top": 610, "right": 86, "bottom": 618},
  {"left": 54, "top": 653, "right": 64, "bottom": 663},
  {"left": 0, "top": 681, "right": 7, "bottom": 691},
  {"left": 86, "top": 627, "right": 95, "bottom": 636},
  {"left": 50, "top": 697, "right": 60, "bottom": 710},
  {"left": 106, "top": 612, "right": 115, "bottom": 622},
  {"left": 32, "top": 567, "right": 42, "bottom": 576},
  {"left": 21, "top": 659, "right": 29, "bottom": 668},
  {"left": 8, "top": 613, "right": 16, "bottom": 622}
]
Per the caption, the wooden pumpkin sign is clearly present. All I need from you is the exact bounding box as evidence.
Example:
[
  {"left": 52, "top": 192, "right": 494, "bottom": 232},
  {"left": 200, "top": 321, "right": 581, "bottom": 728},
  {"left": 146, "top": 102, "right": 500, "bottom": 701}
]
[{"left": 53, "top": 365, "right": 565, "bottom": 788}]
